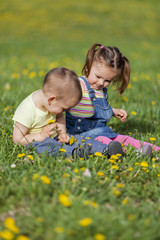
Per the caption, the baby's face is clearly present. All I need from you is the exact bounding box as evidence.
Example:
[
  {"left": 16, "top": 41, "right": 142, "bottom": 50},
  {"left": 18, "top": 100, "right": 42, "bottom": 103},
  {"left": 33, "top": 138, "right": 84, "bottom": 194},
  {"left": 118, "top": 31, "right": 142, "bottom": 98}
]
[
  {"left": 87, "top": 61, "right": 118, "bottom": 90},
  {"left": 48, "top": 95, "right": 79, "bottom": 115}
]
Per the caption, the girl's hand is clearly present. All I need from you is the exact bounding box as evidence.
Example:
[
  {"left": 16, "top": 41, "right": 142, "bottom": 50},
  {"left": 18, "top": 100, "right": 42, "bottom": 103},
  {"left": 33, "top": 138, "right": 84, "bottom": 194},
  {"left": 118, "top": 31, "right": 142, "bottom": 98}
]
[
  {"left": 112, "top": 108, "right": 128, "bottom": 122},
  {"left": 58, "top": 133, "right": 70, "bottom": 143},
  {"left": 40, "top": 123, "right": 57, "bottom": 140}
]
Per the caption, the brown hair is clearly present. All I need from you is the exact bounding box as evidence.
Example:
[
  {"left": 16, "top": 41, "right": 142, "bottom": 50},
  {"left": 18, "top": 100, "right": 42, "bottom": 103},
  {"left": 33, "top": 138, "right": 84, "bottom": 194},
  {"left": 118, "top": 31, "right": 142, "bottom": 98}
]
[
  {"left": 82, "top": 43, "right": 130, "bottom": 94},
  {"left": 43, "top": 67, "right": 82, "bottom": 102}
]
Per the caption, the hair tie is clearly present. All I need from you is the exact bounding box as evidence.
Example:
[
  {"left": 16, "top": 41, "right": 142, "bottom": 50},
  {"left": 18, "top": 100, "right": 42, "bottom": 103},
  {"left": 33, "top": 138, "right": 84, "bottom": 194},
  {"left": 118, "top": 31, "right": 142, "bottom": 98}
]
[{"left": 100, "top": 45, "right": 104, "bottom": 49}]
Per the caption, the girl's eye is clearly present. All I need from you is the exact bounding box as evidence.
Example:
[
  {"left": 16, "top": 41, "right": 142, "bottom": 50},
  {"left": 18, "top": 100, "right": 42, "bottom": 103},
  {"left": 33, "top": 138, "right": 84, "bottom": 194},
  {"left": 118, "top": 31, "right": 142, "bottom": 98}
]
[
  {"left": 96, "top": 75, "right": 101, "bottom": 78},
  {"left": 105, "top": 80, "right": 110, "bottom": 83}
]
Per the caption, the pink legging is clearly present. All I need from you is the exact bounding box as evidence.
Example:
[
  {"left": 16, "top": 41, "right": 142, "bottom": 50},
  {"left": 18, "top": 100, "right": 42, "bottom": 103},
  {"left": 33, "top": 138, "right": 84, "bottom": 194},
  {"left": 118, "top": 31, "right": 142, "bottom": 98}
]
[{"left": 95, "top": 135, "right": 160, "bottom": 152}]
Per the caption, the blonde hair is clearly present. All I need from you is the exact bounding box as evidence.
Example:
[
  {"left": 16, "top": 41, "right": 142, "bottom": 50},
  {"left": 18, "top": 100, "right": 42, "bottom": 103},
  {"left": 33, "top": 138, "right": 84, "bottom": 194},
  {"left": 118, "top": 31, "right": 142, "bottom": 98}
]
[
  {"left": 82, "top": 43, "right": 130, "bottom": 94},
  {"left": 43, "top": 67, "right": 82, "bottom": 101}
]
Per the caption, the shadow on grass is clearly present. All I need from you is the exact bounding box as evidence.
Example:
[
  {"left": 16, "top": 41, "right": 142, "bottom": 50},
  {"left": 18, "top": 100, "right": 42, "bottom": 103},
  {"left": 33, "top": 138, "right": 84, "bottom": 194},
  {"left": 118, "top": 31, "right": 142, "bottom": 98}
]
[{"left": 112, "top": 119, "right": 156, "bottom": 135}]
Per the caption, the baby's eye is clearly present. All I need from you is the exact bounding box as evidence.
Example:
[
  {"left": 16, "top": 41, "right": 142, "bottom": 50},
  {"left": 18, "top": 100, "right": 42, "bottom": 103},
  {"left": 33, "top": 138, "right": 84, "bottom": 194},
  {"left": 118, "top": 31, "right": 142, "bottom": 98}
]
[{"left": 105, "top": 80, "right": 111, "bottom": 83}]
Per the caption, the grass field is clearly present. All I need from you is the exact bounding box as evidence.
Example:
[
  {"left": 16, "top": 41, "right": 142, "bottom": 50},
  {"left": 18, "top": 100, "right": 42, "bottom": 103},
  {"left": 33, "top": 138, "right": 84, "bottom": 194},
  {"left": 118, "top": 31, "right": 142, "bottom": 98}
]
[{"left": 0, "top": 0, "right": 160, "bottom": 239}]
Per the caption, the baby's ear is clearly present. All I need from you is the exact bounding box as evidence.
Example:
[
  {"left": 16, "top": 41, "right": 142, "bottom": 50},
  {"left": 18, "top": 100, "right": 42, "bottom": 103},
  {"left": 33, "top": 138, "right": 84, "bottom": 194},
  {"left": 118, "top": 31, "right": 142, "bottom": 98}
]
[{"left": 48, "top": 95, "right": 56, "bottom": 105}]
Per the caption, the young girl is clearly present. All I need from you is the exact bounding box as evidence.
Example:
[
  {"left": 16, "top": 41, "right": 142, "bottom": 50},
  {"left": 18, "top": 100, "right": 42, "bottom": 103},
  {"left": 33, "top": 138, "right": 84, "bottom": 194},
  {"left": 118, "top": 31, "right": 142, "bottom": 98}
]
[{"left": 66, "top": 43, "right": 160, "bottom": 156}]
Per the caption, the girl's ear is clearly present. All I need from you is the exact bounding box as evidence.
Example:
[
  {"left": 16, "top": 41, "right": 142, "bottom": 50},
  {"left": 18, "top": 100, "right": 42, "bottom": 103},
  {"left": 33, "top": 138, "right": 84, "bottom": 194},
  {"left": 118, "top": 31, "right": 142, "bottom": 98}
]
[{"left": 48, "top": 95, "right": 57, "bottom": 105}]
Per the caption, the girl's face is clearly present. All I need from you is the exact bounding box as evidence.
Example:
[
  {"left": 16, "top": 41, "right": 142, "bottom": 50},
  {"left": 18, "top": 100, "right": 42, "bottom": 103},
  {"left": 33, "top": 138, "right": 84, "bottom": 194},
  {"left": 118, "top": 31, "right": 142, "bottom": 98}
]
[{"left": 86, "top": 61, "right": 118, "bottom": 90}]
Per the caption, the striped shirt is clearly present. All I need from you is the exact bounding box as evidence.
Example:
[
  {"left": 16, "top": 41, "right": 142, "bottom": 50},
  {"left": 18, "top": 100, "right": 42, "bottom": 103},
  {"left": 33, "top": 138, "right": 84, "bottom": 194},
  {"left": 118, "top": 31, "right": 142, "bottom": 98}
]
[{"left": 69, "top": 77, "right": 104, "bottom": 118}]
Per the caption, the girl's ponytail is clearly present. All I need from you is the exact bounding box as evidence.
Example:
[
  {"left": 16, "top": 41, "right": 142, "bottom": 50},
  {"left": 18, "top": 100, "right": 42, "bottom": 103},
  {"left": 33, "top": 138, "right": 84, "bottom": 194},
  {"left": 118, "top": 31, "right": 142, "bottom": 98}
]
[
  {"left": 114, "top": 56, "right": 130, "bottom": 94},
  {"left": 82, "top": 43, "right": 102, "bottom": 77}
]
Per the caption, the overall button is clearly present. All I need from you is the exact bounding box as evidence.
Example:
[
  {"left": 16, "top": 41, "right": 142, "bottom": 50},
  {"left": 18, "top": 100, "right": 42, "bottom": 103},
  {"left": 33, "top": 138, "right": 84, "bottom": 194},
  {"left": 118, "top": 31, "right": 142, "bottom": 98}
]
[
  {"left": 78, "top": 119, "right": 81, "bottom": 122},
  {"left": 77, "top": 126, "right": 81, "bottom": 130}
]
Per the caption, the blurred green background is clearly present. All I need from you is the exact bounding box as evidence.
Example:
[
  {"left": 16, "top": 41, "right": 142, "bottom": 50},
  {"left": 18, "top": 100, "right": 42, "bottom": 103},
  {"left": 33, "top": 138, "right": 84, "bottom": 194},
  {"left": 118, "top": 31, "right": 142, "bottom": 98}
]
[{"left": 0, "top": 0, "right": 159, "bottom": 71}]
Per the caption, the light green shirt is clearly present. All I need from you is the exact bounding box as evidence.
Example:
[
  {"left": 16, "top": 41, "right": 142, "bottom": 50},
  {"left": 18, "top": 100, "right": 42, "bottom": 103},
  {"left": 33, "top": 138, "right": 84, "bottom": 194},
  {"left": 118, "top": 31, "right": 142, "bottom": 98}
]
[{"left": 12, "top": 92, "right": 56, "bottom": 134}]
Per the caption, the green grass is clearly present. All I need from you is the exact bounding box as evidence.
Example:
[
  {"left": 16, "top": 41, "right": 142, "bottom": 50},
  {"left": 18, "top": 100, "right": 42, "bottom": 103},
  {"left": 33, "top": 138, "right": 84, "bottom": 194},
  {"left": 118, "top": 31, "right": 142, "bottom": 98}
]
[{"left": 0, "top": 0, "right": 160, "bottom": 239}]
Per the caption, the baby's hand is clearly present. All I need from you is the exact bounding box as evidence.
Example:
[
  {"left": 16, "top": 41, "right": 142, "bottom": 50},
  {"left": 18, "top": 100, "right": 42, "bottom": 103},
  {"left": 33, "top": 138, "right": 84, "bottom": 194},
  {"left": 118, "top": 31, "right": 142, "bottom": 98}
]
[
  {"left": 40, "top": 123, "right": 57, "bottom": 140},
  {"left": 58, "top": 133, "right": 70, "bottom": 143},
  {"left": 112, "top": 108, "right": 128, "bottom": 122}
]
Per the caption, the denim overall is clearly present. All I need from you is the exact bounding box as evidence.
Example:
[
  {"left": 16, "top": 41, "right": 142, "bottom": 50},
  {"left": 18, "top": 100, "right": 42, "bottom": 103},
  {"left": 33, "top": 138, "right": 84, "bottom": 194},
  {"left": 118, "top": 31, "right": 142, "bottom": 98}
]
[{"left": 66, "top": 77, "right": 118, "bottom": 139}]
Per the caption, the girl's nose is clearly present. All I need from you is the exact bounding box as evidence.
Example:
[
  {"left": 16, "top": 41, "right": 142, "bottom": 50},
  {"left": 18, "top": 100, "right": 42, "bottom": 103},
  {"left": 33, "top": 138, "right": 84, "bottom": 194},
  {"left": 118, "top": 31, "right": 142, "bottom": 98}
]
[{"left": 98, "top": 79, "right": 104, "bottom": 86}]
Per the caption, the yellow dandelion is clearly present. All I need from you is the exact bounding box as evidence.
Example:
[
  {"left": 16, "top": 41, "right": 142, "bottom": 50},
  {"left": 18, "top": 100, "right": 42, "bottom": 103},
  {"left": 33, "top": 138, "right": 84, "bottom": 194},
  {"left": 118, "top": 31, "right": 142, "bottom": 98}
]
[
  {"left": 149, "top": 137, "right": 156, "bottom": 141},
  {"left": 59, "top": 148, "right": 66, "bottom": 152},
  {"left": 74, "top": 168, "right": 79, "bottom": 173},
  {"left": 18, "top": 153, "right": 25, "bottom": 158},
  {"left": 128, "top": 214, "right": 135, "bottom": 221},
  {"left": 16, "top": 235, "right": 30, "bottom": 240},
  {"left": 131, "top": 111, "right": 137, "bottom": 115},
  {"left": 0, "top": 230, "right": 14, "bottom": 240},
  {"left": 32, "top": 173, "right": 39, "bottom": 180},
  {"left": 140, "top": 161, "right": 148, "bottom": 167},
  {"left": 40, "top": 175, "right": 51, "bottom": 184},
  {"left": 135, "top": 162, "right": 140, "bottom": 165},
  {"left": 79, "top": 167, "right": 85, "bottom": 171},
  {"left": 127, "top": 83, "right": 132, "bottom": 88},
  {"left": 145, "top": 75, "right": 150, "bottom": 80},
  {"left": 94, "top": 152, "right": 103, "bottom": 157},
  {"left": 4, "top": 217, "right": 19, "bottom": 234},
  {"left": 110, "top": 155, "right": 118, "bottom": 160},
  {"left": 29, "top": 72, "right": 36, "bottom": 78},
  {"left": 122, "top": 197, "right": 128, "bottom": 205},
  {"left": 112, "top": 165, "right": 119, "bottom": 170},
  {"left": 62, "top": 173, "right": 70, "bottom": 177},
  {"left": 83, "top": 200, "right": 91, "bottom": 205},
  {"left": 22, "top": 69, "right": 28, "bottom": 75},
  {"left": 128, "top": 167, "right": 133, "bottom": 171},
  {"left": 116, "top": 183, "right": 125, "bottom": 188},
  {"left": 91, "top": 201, "right": 98, "bottom": 208},
  {"left": 69, "top": 136, "right": 77, "bottom": 145},
  {"left": 132, "top": 77, "right": 137, "bottom": 81},
  {"left": 157, "top": 174, "right": 160, "bottom": 178},
  {"left": 55, "top": 227, "right": 64, "bottom": 233},
  {"left": 94, "top": 233, "right": 106, "bottom": 240},
  {"left": 12, "top": 73, "right": 20, "bottom": 79},
  {"left": 152, "top": 158, "right": 156, "bottom": 162},
  {"left": 152, "top": 101, "right": 155, "bottom": 105},
  {"left": 27, "top": 155, "right": 33, "bottom": 160},
  {"left": 48, "top": 119, "right": 55, "bottom": 124},
  {"left": 80, "top": 157, "right": 84, "bottom": 160},
  {"left": 122, "top": 96, "right": 128, "bottom": 102},
  {"left": 97, "top": 171, "right": 105, "bottom": 176},
  {"left": 113, "top": 189, "right": 120, "bottom": 196},
  {"left": 109, "top": 159, "right": 116, "bottom": 164},
  {"left": 59, "top": 194, "right": 71, "bottom": 207},
  {"left": 36, "top": 217, "right": 44, "bottom": 223},
  {"left": 79, "top": 218, "right": 92, "bottom": 227}
]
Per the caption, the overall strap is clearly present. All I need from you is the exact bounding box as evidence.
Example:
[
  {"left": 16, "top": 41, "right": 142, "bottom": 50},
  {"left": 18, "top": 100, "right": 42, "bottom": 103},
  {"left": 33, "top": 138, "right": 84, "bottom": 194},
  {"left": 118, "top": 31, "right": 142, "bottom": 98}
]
[
  {"left": 79, "top": 76, "right": 96, "bottom": 103},
  {"left": 103, "top": 87, "right": 109, "bottom": 100}
]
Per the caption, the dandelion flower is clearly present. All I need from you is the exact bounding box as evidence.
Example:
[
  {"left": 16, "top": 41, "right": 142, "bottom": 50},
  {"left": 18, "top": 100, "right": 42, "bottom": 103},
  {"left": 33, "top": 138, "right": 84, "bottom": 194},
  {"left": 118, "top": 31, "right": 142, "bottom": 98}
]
[
  {"left": 149, "top": 137, "right": 156, "bottom": 141},
  {"left": 40, "top": 175, "right": 51, "bottom": 184},
  {"left": 79, "top": 218, "right": 92, "bottom": 227},
  {"left": 122, "top": 197, "right": 128, "bottom": 205},
  {"left": 55, "top": 227, "right": 64, "bottom": 233},
  {"left": 94, "top": 233, "right": 106, "bottom": 240},
  {"left": 18, "top": 153, "right": 25, "bottom": 158},
  {"left": 59, "top": 194, "right": 71, "bottom": 207},
  {"left": 74, "top": 168, "right": 79, "bottom": 173},
  {"left": 94, "top": 152, "right": 102, "bottom": 157},
  {"left": 4, "top": 217, "right": 19, "bottom": 234},
  {"left": 59, "top": 148, "right": 66, "bottom": 152},
  {"left": 10, "top": 164, "right": 16, "bottom": 168},
  {"left": 48, "top": 119, "right": 55, "bottom": 124},
  {"left": 0, "top": 230, "right": 14, "bottom": 240},
  {"left": 32, "top": 173, "right": 39, "bottom": 180},
  {"left": 27, "top": 155, "right": 33, "bottom": 160},
  {"left": 112, "top": 165, "right": 119, "bottom": 170},
  {"left": 140, "top": 161, "right": 148, "bottom": 167},
  {"left": 131, "top": 111, "right": 137, "bottom": 115},
  {"left": 16, "top": 235, "right": 30, "bottom": 240},
  {"left": 97, "top": 171, "right": 105, "bottom": 176}
]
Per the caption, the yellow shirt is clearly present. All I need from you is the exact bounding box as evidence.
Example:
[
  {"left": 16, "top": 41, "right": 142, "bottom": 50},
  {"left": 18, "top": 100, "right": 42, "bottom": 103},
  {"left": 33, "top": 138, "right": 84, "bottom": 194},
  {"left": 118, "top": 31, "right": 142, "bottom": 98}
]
[{"left": 12, "top": 92, "right": 56, "bottom": 134}]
